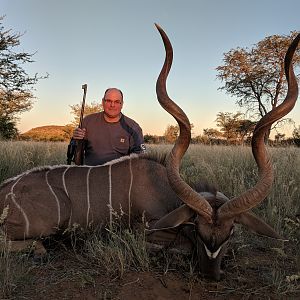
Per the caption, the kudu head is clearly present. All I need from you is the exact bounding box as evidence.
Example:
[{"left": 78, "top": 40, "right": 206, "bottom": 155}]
[{"left": 153, "top": 24, "right": 299, "bottom": 280}]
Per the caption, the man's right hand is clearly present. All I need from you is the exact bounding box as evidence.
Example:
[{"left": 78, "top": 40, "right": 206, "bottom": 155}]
[{"left": 72, "top": 128, "right": 86, "bottom": 140}]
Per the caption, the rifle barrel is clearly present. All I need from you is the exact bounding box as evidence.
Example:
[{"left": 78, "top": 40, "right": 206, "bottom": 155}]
[{"left": 79, "top": 84, "right": 87, "bottom": 129}]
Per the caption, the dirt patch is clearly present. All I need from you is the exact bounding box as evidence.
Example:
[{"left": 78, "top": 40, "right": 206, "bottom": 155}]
[{"left": 1, "top": 235, "right": 299, "bottom": 299}]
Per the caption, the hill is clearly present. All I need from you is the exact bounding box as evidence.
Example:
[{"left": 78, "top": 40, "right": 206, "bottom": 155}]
[{"left": 20, "top": 125, "right": 73, "bottom": 142}]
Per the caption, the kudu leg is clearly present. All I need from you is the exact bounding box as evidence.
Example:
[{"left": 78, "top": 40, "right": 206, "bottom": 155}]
[{"left": 1, "top": 238, "right": 47, "bottom": 258}]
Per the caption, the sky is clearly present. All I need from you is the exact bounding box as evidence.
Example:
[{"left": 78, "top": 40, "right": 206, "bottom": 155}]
[{"left": 2, "top": 0, "right": 300, "bottom": 137}]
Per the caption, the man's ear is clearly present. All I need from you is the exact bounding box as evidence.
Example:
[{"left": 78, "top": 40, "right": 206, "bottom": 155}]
[
  {"left": 235, "top": 212, "right": 287, "bottom": 241},
  {"left": 148, "top": 204, "right": 195, "bottom": 232}
]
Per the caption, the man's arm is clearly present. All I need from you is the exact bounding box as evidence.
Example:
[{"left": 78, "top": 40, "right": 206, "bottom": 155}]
[{"left": 129, "top": 124, "right": 146, "bottom": 154}]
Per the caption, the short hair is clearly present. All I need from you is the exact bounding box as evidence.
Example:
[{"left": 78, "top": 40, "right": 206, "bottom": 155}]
[{"left": 103, "top": 88, "right": 123, "bottom": 100}]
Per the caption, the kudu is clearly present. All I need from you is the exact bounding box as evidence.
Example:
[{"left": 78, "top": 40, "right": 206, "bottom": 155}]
[{"left": 0, "top": 25, "right": 299, "bottom": 280}]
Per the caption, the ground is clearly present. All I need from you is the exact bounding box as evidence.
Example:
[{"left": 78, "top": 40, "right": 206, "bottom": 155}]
[{"left": 2, "top": 234, "right": 299, "bottom": 300}]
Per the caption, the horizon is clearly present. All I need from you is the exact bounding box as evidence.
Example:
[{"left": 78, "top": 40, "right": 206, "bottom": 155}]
[{"left": 2, "top": 0, "right": 300, "bottom": 137}]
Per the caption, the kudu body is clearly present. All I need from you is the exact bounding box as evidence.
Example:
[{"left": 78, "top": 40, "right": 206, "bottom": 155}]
[{"left": 0, "top": 25, "right": 299, "bottom": 280}]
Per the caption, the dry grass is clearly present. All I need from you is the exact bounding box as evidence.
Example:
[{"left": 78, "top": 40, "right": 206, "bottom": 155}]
[{"left": 0, "top": 141, "right": 67, "bottom": 183}]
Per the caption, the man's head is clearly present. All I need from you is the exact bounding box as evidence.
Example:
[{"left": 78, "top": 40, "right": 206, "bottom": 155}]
[{"left": 102, "top": 88, "right": 123, "bottom": 122}]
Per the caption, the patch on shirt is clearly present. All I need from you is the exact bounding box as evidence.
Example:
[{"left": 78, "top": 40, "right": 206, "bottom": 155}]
[
  {"left": 120, "top": 138, "right": 125, "bottom": 143},
  {"left": 140, "top": 143, "right": 146, "bottom": 152}
]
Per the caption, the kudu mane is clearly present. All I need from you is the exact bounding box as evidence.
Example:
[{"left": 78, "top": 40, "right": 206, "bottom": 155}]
[{"left": 0, "top": 152, "right": 167, "bottom": 189}]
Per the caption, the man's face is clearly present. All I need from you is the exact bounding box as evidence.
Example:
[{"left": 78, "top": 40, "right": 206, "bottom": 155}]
[{"left": 102, "top": 89, "right": 123, "bottom": 119}]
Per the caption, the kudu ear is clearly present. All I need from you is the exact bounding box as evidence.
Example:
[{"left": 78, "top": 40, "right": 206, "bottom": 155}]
[
  {"left": 235, "top": 212, "right": 288, "bottom": 241},
  {"left": 149, "top": 204, "right": 195, "bottom": 232}
]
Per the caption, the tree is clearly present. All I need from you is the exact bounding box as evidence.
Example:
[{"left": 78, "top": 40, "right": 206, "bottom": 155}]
[
  {"left": 0, "top": 16, "right": 46, "bottom": 138},
  {"left": 236, "top": 119, "right": 256, "bottom": 144},
  {"left": 0, "top": 115, "right": 18, "bottom": 139},
  {"left": 215, "top": 112, "right": 255, "bottom": 144},
  {"left": 216, "top": 32, "right": 300, "bottom": 124},
  {"left": 293, "top": 125, "right": 300, "bottom": 139},
  {"left": 164, "top": 124, "right": 179, "bottom": 143},
  {"left": 274, "top": 133, "right": 285, "bottom": 145},
  {"left": 69, "top": 101, "right": 103, "bottom": 127},
  {"left": 216, "top": 112, "right": 242, "bottom": 141},
  {"left": 203, "top": 128, "right": 222, "bottom": 139},
  {"left": 163, "top": 123, "right": 194, "bottom": 144},
  {"left": 62, "top": 124, "right": 75, "bottom": 140},
  {"left": 293, "top": 125, "right": 300, "bottom": 146}
]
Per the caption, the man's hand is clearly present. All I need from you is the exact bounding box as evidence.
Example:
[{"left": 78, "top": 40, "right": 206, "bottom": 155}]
[{"left": 72, "top": 128, "right": 86, "bottom": 140}]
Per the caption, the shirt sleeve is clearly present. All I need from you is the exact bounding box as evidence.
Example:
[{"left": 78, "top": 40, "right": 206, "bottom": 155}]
[{"left": 129, "top": 124, "right": 146, "bottom": 154}]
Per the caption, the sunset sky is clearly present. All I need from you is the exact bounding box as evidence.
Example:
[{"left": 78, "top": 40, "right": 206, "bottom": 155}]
[{"left": 2, "top": 0, "right": 300, "bottom": 136}]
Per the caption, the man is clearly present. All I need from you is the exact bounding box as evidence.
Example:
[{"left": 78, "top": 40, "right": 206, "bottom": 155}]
[{"left": 72, "top": 88, "right": 145, "bottom": 165}]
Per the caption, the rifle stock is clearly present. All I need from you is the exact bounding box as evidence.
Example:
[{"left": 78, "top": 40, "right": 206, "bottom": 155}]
[
  {"left": 67, "top": 139, "right": 76, "bottom": 165},
  {"left": 74, "top": 139, "right": 84, "bottom": 165}
]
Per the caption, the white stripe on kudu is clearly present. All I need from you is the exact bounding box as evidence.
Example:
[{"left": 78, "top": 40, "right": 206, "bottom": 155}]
[
  {"left": 45, "top": 170, "right": 61, "bottom": 227},
  {"left": 62, "top": 166, "right": 74, "bottom": 228},
  {"left": 6, "top": 175, "right": 30, "bottom": 236},
  {"left": 86, "top": 167, "right": 92, "bottom": 227},
  {"left": 108, "top": 164, "right": 112, "bottom": 228},
  {"left": 128, "top": 158, "right": 133, "bottom": 227},
  {"left": 62, "top": 166, "right": 70, "bottom": 197}
]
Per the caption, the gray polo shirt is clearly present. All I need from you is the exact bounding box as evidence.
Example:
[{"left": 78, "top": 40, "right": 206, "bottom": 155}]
[{"left": 82, "top": 112, "right": 145, "bottom": 165}]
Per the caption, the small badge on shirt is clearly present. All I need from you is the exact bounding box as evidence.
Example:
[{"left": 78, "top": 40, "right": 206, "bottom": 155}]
[
  {"left": 120, "top": 138, "right": 125, "bottom": 143},
  {"left": 140, "top": 143, "right": 146, "bottom": 152}
]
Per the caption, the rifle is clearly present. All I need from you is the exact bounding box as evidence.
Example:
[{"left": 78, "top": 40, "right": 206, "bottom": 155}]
[{"left": 67, "top": 84, "right": 87, "bottom": 165}]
